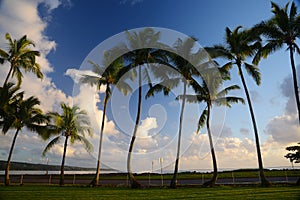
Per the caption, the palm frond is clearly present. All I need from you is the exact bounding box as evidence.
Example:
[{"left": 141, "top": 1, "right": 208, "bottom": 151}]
[
  {"left": 196, "top": 109, "right": 208, "bottom": 133},
  {"left": 214, "top": 96, "right": 245, "bottom": 107},
  {"left": 216, "top": 85, "right": 241, "bottom": 98},
  {"left": 244, "top": 62, "right": 261, "bottom": 85},
  {"left": 42, "top": 136, "right": 61, "bottom": 156},
  {"left": 145, "top": 78, "right": 181, "bottom": 99},
  {"left": 176, "top": 94, "right": 205, "bottom": 103}
]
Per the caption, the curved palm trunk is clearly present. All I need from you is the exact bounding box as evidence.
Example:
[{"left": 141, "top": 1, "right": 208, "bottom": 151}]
[
  {"left": 203, "top": 105, "right": 218, "bottom": 187},
  {"left": 127, "top": 66, "right": 142, "bottom": 188},
  {"left": 3, "top": 65, "right": 13, "bottom": 87},
  {"left": 289, "top": 47, "right": 300, "bottom": 125},
  {"left": 92, "top": 85, "right": 110, "bottom": 187},
  {"left": 60, "top": 135, "right": 69, "bottom": 186},
  {"left": 238, "top": 65, "right": 269, "bottom": 187},
  {"left": 5, "top": 128, "right": 20, "bottom": 186},
  {"left": 170, "top": 80, "right": 187, "bottom": 188}
]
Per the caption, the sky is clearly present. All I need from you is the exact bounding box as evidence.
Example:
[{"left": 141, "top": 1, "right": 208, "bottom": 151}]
[{"left": 0, "top": 0, "right": 300, "bottom": 173}]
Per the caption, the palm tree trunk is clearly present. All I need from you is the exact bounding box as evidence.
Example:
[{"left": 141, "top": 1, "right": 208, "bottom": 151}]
[
  {"left": 170, "top": 80, "right": 187, "bottom": 188},
  {"left": 93, "top": 85, "right": 110, "bottom": 186},
  {"left": 127, "top": 66, "right": 142, "bottom": 188},
  {"left": 5, "top": 128, "right": 20, "bottom": 186},
  {"left": 60, "top": 135, "right": 68, "bottom": 186},
  {"left": 3, "top": 65, "right": 13, "bottom": 86},
  {"left": 289, "top": 47, "right": 300, "bottom": 124},
  {"left": 204, "top": 105, "right": 218, "bottom": 187},
  {"left": 238, "top": 65, "right": 269, "bottom": 187}
]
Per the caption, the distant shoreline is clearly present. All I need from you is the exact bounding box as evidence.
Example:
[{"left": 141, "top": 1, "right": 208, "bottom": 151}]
[{"left": 0, "top": 160, "right": 115, "bottom": 172}]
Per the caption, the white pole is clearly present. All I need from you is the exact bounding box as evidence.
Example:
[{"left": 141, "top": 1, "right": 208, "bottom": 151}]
[
  {"left": 160, "top": 158, "right": 163, "bottom": 187},
  {"left": 20, "top": 174, "right": 23, "bottom": 185},
  {"left": 73, "top": 174, "right": 76, "bottom": 185}
]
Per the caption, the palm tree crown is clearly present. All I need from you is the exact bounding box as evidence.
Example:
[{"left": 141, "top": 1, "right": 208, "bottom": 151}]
[{"left": 0, "top": 33, "right": 43, "bottom": 86}]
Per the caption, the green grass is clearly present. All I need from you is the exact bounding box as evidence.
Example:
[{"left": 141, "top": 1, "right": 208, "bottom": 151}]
[
  {"left": 0, "top": 185, "right": 299, "bottom": 200},
  {"left": 97, "top": 170, "right": 300, "bottom": 180}
]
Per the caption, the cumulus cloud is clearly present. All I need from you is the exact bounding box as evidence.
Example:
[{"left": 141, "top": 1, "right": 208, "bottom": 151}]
[
  {"left": 265, "top": 65, "right": 300, "bottom": 145},
  {"left": 0, "top": 0, "right": 75, "bottom": 165}
]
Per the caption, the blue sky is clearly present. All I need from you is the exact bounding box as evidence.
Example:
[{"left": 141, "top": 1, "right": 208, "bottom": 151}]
[{"left": 0, "top": 0, "right": 300, "bottom": 173}]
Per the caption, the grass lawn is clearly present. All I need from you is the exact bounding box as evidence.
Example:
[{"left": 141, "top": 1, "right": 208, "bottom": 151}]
[
  {"left": 0, "top": 185, "right": 299, "bottom": 200},
  {"left": 53, "top": 169, "right": 300, "bottom": 180}
]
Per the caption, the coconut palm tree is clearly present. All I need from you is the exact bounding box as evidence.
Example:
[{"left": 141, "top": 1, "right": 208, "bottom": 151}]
[
  {"left": 121, "top": 28, "right": 169, "bottom": 188},
  {"left": 205, "top": 26, "right": 270, "bottom": 186},
  {"left": 42, "top": 103, "right": 93, "bottom": 186},
  {"left": 80, "top": 53, "right": 131, "bottom": 186},
  {"left": 1, "top": 95, "right": 49, "bottom": 186},
  {"left": 177, "top": 66, "right": 244, "bottom": 186},
  {"left": 253, "top": 1, "right": 300, "bottom": 124},
  {"left": 0, "top": 33, "right": 43, "bottom": 87},
  {"left": 146, "top": 37, "right": 206, "bottom": 188}
]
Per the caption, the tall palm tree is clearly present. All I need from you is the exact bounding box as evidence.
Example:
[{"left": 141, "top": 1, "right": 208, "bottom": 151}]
[
  {"left": 178, "top": 66, "right": 244, "bottom": 186},
  {"left": 122, "top": 28, "right": 168, "bottom": 188},
  {"left": 205, "top": 26, "right": 270, "bottom": 186},
  {"left": 80, "top": 53, "right": 131, "bottom": 186},
  {"left": 146, "top": 37, "right": 205, "bottom": 188},
  {"left": 0, "top": 33, "right": 43, "bottom": 86},
  {"left": 253, "top": 2, "right": 300, "bottom": 124},
  {"left": 1, "top": 95, "right": 49, "bottom": 186},
  {"left": 42, "top": 103, "right": 93, "bottom": 186}
]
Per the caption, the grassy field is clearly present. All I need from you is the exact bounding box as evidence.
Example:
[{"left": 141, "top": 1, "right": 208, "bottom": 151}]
[
  {"left": 54, "top": 169, "right": 300, "bottom": 180},
  {"left": 0, "top": 185, "right": 299, "bottom": 200}
]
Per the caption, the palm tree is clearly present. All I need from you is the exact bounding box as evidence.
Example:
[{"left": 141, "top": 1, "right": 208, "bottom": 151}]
[
  {"left": 205, "top": 26, "right": 270, "bottom": 186},
  {"left": 146, "top": 37, "right": 205, "bottom": 188},
  {"left": 1, "top": 95, "right": 49, "bottom": 186},
  {"left": 80, "top": 53, "right": 131, "bottom": 186},
  {"left": 42, "top": 103, "right": 93, "bottom": 186},
  {"left": 178, "top": 66, "right": 244, "bottom": 186},
  {"left": 0, "top": 33, "right": 43, "bottom": 87},
  {"left": 122, "top": 28, "right": 168, "bottom": 188},
  {"left": 253, "top": 2, "right": 300, "bottom": 124}
]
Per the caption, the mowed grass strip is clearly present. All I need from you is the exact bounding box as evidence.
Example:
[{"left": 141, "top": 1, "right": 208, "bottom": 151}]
[{"left": 0, "top": 185, "right": 299, "bottom": 200}]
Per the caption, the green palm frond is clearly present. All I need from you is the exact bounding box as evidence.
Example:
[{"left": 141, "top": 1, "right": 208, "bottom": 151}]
[
  {"left": 197, "top": 109, "right": 208, "bottom": 133},
  {"left": 254, "top": 39, "right": 284, "bottom": 65},
  {"left": 214, "top": 96, "right": 245, "bottom": 107},
  {"left": 145, "top": 78, "right": 181, "bottom": 99},
  {"left": 204, "top": 46, "right": 233, "bottom": 60},
  {"left": 216, "top": 85, "right": 241, "bottom": 98},
  {"left": 42, "top": 136, "right": 61, "bottom": 156},
  {"left": 176, "top": 94, "right": 205, "bottom": 103},
  {"left": 73, "top": 135, "right": 93, "bottom": 153},
  {"left": 244, "top": 62, "right": 261, "bottom": 85}
]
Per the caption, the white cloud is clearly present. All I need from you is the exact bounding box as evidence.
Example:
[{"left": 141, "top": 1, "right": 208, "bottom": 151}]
[
  {"left": 0, "top": 0, "right": 76, "bottom": 165},
  {"left": 265, "top": 66, "right": 300, "bottom": 145}
]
